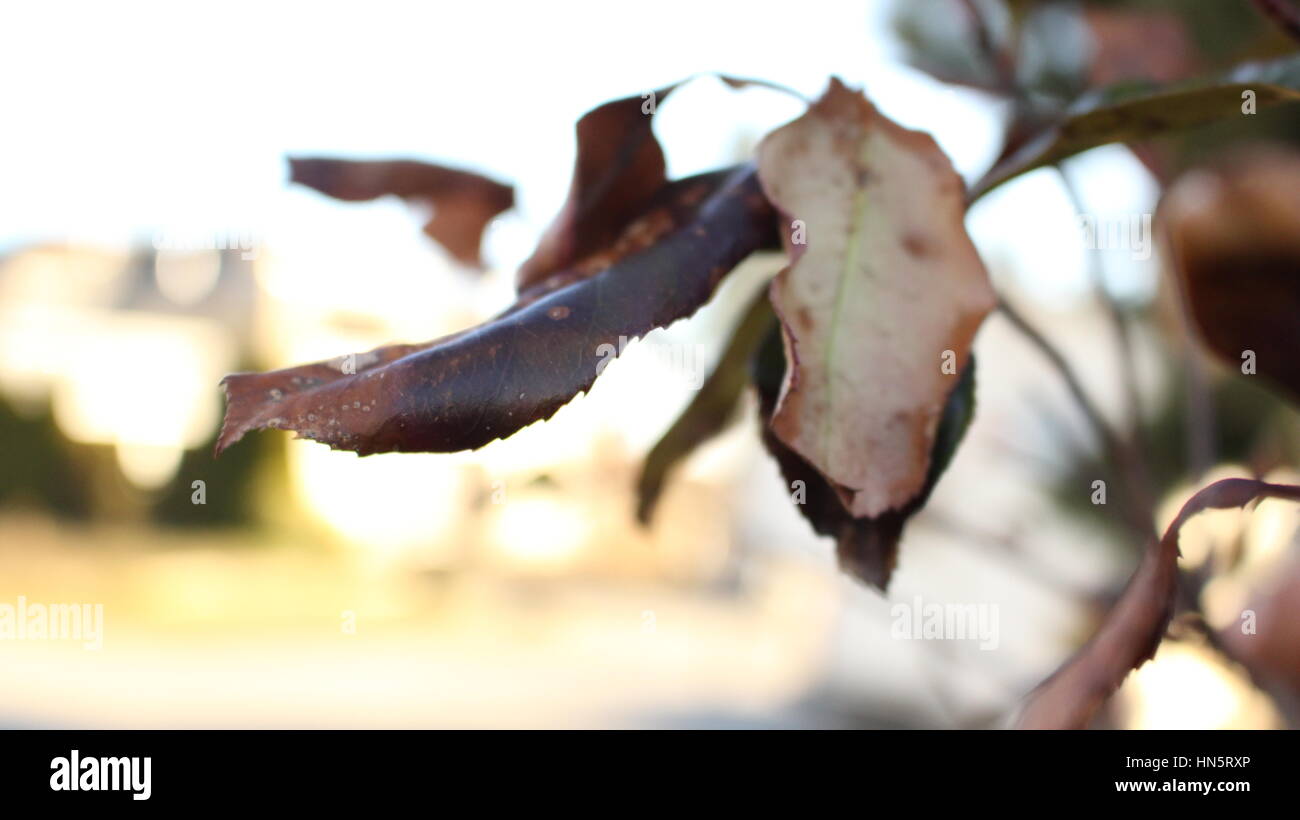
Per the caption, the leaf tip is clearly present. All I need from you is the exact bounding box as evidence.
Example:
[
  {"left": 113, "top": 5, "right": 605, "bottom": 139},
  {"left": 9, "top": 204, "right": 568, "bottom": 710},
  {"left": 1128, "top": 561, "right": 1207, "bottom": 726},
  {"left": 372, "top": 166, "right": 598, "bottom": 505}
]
[{"left": 213, "top": 373, "right": 256, "bottom": 458}]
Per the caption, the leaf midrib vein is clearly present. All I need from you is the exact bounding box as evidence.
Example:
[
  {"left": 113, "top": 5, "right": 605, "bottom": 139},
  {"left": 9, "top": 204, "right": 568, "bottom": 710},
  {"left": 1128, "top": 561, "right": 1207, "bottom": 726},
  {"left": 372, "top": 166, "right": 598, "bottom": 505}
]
[{"left": 817, "top": 172, "right": 870, "bottom": 468}]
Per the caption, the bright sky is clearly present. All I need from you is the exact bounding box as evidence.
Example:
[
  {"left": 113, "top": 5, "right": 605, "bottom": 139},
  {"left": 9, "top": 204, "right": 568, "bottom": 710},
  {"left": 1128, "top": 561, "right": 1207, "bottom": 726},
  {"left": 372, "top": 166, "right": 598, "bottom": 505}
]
[{"left": 0, "top": 0, "right": 1156, "bottom": 302}]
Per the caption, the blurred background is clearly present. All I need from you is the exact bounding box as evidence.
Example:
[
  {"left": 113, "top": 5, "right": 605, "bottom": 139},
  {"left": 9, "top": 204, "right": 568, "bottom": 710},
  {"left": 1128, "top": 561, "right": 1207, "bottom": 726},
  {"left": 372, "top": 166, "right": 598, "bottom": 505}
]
[{"left": 1, "top": 0, "right": 1298, "bottom": 728}]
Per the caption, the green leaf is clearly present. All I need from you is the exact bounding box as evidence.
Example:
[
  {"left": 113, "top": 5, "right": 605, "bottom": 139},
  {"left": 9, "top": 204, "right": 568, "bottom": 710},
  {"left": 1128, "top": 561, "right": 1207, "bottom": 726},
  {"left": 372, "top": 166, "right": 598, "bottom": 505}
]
[
  {"left": 635, "top": 290, "right": 776, "bottom": 525},
  {"left": 970, "top": 54, "right": 1300, "bottom": 201}
]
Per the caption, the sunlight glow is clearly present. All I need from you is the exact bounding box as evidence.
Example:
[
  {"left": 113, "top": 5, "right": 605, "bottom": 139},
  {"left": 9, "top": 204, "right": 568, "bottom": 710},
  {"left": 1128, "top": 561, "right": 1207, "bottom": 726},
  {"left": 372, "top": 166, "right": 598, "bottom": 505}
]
[
  {"left": 489, "top": 495, "right": 590, "bottom": 572},
  {"left": 1123, "top": 643, "right": 1277, "bottom": 730},
  {"left": 290, "top": 443, "right": 467, "bottom": 560},
  {"left": 44, "top": 312, "right": 230, "bottom": 488}
]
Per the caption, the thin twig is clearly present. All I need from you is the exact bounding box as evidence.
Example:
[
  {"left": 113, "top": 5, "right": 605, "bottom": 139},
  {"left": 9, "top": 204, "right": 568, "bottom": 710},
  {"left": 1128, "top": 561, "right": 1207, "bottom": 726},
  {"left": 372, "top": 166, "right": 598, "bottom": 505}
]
[
  {"left": 1161, "top": 205, "right": 1218, "bottom": 479},
  {"left": 967, "top": 4, "right": 1154, "bottom": 526},
  {"left": 958, "top": 0, "right": 1017, "bottom": 92},
  {"left": 997, "top": 297, "right": 1156, "bottom": 536},
  {"left": 1056, "top": 164, "right": 1146, "bottom": 439},
  {"left": 920, "top": 510, "right": 1092, "bottom": 598},
  {"left": 1184, "top": 351, "right": 1217, "bottom": 478}
]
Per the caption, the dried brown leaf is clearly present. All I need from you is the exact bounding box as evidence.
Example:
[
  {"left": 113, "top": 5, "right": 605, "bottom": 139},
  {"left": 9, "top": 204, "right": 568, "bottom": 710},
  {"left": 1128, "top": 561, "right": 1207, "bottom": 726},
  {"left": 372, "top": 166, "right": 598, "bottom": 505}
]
[
  {"left": 216, "top": 167, "right": 775, "bottom": 457},
  {"left": 1017, "top": 477, "right": 1300, "bottom": 729},
  {"left": 1160, "top": 148, "right": 1300, "bottom": 404},
  {"left": 288, "top": 157, "right": 514, "bottom": 269},
  {"left": 518, "top": 75, "right": 802, "bottom": 293},
  {"left": 756, "top": 78, "right": 995, "bottom": 519},
  {"left": 752, "top": 322, "right": 978, "bottom": 591},
  {"left": 515, "top": 84, "right": 678, "bottom": 292}
]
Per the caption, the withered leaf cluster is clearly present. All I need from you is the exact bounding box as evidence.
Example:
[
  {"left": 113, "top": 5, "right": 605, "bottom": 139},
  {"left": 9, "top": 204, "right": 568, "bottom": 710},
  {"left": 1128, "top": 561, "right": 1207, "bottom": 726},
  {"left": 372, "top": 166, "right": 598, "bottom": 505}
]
[{"left": 220, "top": 25, "right": 1300, "bottom": 727}]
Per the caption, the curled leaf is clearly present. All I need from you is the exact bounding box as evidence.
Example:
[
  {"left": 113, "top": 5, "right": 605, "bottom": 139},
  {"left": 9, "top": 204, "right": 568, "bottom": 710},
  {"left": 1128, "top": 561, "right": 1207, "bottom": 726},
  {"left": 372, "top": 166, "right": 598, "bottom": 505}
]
[
  {"left": 217, "top": 167, "right": 776, "bottom": 457},
  {"left": 516, "top": 83, "right": 679, "bottom": 292},
  {"left": 756, "top": 78, "right": 996, "bottom": 519},
  {"left": 518, "top": 75, "right": 802, "bottom": 293},
  {"left": 288, "top": 157, "right": 514, "bottom": 269},
  {"left": 1017, "top": 477, "right": 1300, "bottom": 729}
]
